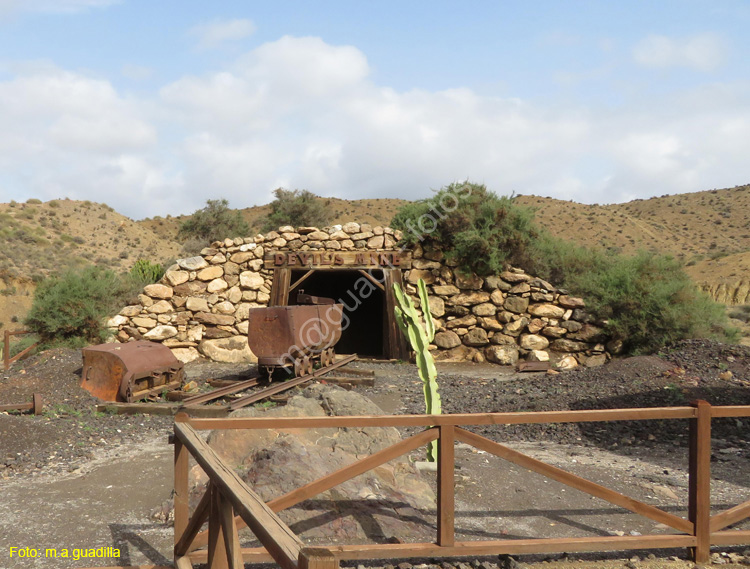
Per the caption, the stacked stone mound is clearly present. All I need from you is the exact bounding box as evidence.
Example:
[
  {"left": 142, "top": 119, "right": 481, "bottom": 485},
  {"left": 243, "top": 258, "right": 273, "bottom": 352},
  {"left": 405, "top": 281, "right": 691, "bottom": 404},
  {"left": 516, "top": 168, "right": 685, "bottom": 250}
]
[
  {"left": 413, "top": 249, "right": 612, "bottom": 368},
  {"left": 107, "top": 224, "right": 612, "bottom": 367}
]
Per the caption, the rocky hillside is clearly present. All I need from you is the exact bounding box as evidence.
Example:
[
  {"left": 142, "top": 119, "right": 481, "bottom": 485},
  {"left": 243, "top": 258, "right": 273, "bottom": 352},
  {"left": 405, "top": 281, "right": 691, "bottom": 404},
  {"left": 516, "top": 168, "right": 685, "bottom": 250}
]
[
  {"left": 0, "top": 198, "right": 183, "bottom": 331},
  {"left": 515, "top": 185, "right": 750, "bottom": 304},
  {"left": 2, "top": 185, "right": 750, "bottom": 333}
]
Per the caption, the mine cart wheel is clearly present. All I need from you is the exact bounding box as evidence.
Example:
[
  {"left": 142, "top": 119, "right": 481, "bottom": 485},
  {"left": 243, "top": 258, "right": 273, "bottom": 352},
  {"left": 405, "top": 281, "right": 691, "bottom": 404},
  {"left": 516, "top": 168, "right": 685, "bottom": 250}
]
[
  {"left": 32, "top": 393, "right": 43, "bottom": 415},
  {"left": 293, "top": 358, "right": 304, "bottom": 377},
  {"left": 302, "top": 356, "right": 313, "bottom": 376},
  {"left": 326, "top": 348, "right": 336, "bottom": 365},
  {"left": 320, "top": 349, "right": 330, "bottom": 367}
]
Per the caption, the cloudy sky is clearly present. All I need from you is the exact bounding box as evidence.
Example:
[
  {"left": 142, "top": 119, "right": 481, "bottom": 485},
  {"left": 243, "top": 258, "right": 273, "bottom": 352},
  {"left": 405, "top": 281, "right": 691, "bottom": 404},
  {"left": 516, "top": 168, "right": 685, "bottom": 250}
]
[{"left": 0, "top": 1, "right": 748, "bottom": 219}]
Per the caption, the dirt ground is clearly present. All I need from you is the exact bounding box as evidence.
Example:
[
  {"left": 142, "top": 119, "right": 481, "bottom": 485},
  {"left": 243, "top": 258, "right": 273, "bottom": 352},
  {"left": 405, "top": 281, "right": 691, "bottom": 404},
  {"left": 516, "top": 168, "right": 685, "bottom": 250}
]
[{"left": 1, "top": 341, "right": 750, "bottom": 568}]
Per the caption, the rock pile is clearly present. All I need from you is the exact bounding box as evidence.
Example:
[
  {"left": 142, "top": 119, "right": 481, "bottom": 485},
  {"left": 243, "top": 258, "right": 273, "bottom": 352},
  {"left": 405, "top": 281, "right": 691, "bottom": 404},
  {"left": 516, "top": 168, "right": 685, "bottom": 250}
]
[{"left": 107, "top": 224, "right": 613, "bottom": 367}]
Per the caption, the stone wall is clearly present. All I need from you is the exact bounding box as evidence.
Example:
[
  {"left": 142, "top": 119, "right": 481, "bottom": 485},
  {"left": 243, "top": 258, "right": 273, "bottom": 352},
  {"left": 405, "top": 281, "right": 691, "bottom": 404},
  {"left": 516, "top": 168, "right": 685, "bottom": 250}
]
[{"left": 108, "top": 224, "right": 612, "bottom": 368}]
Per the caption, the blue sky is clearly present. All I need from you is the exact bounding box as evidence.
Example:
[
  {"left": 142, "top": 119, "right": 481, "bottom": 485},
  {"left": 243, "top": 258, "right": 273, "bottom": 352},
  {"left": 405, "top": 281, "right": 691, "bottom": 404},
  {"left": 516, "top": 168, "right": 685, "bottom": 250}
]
[{"left": 0, "top": 1, "right": 748, "bottom": 219}]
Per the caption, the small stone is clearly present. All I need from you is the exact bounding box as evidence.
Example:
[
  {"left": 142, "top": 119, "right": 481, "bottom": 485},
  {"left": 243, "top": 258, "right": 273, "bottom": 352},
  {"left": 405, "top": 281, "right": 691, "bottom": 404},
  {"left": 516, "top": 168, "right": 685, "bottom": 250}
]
[
  {"left": 146, "top": 300, "right": 173, "bottom": 314},
  {"left": 485, "top": 345, "right": 519, "bottom": 365},
  {"left": 472, "top": 302, "right": 497, "bottom": 316},
  {"left": 143, "top": 325, "right": 178, "bottom": 340},
  {"left": 164, "top": 270, "right": 189, "bottom": 287},
  {"left": 528, "top": 303, "right": 565, "bottom": 319},
  {"left": 434, "top": 331, "right": 461, "bottom": 349},
  {"left": 240, "top": 271, "right": 265, "bottom": 290},
  {"left": 407, "top": 269, "right": 435, "bottom": 285},
  {"left": 504, "top": 296, "right": 529, "bottom": 314},
  {"left": 519, "top": 334, "right": 549, "bottom": 350},
  {"left": 206, "top": 278, "right": 228, "bottom": 293},
  {"left": 177, "top": 256, "right": 209, "bottom": 271},
  {"left": 197, "top": 265, "right": 223, "bottom": 281},
  {"left": 463, "top": 328, "right": 489, "bottom": 346}
]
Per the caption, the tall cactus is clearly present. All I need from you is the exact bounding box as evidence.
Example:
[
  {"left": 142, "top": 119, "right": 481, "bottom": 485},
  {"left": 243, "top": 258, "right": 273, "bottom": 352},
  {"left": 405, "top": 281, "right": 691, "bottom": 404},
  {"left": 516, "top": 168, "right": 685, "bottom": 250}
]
[{"left": 393, "top": 278, "right": 442, "bottom": 462}]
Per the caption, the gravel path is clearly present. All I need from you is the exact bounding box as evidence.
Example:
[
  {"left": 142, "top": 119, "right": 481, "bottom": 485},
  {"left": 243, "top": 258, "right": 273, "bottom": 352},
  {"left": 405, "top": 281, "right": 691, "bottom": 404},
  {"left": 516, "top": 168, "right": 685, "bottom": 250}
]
[{"left": 1, "top": 340, "right": 750, "bottom": 568}]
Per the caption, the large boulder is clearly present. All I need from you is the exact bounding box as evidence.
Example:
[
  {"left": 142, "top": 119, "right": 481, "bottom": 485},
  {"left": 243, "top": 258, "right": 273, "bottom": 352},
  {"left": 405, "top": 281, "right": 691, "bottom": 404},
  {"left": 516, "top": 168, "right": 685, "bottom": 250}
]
[{"left": 190, "top": 385, "right": 436, "bottom": 542}]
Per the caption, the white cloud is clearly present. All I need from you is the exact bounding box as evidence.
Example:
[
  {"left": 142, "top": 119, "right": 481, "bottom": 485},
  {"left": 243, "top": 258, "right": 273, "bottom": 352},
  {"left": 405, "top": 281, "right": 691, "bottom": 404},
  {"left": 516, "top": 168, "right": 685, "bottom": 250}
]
[
  {"left": 0, "top": 65, "right": 172, "bottom": 215},
  {"left": 2, "top": 35, "right": 750, "bottom": 219},
  {"left": 189, "top": 18, "right": 256, "bottom": 50},
  {"left": 121, "top": 63, "right": 154, "bottom": 81},
  {"left": 632, "top": 33, "right": 727, "bottom": 71}
]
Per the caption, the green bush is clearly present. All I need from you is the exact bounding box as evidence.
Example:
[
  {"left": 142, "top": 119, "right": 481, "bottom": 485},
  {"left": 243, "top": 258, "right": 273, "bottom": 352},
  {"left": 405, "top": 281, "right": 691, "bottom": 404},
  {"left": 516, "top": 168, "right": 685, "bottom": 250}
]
[
  {"left": 262, "top": 188, "right": 333, "bottom": 232},
  {"left": 392, "top": 183, "right": 537, "bottom": 276},
  {"left": 129, "top": 259, "right": 165, "bottom": 285},
  {"left": 24, "top": 267, "right": 132, "bottom": 347},
  {"left": 563, "top": 251, "right": 736, "bottom": 353},
  {"left": 391, "top": 182, "right": 737, "bottom": 354},
  {"left": 178, "top": 198, "right": 250, "bottom": 243}
]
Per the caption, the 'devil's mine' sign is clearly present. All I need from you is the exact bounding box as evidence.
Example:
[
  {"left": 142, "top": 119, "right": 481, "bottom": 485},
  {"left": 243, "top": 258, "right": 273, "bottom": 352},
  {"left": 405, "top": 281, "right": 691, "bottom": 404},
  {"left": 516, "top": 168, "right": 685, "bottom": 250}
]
[{"left": 264, "top": 251, "right": 412, "bottom": 270}]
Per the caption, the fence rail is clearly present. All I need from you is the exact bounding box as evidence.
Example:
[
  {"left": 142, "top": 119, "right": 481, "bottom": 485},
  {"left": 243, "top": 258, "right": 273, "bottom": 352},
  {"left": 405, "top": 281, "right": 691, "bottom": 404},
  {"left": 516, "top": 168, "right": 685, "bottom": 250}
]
[
  {"left": 2, "top": 329, "right": 38, "bottom": 370},
  {"left": 172, "top": 401, "right": 750, "bottom": 569}
]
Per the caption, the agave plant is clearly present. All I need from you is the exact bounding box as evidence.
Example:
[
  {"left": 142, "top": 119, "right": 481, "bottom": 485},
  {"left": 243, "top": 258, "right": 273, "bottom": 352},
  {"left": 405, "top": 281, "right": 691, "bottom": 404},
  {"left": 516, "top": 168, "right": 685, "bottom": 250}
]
[{"left": 392, "top": 278, "right": 441, "bottom": 461}]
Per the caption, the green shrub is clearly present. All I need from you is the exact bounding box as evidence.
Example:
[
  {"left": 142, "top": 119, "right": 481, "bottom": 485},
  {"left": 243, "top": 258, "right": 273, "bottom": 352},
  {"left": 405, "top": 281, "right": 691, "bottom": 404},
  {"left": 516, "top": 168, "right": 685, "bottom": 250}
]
[
  {"left": 24, "top": 266, "right": 133, "bottom": 347},
  {"left": 261, "top": 188, "right": 333, "bottom": 232},
  {"left": 391, "top": 182, "right": 737, "bottom": 354},
  {"left": 25, "top": 198, "right": 42, "bottom": 205},
  {"left": 129, "top": 259, "right": 165, "bottom": 285},
  {"left": 391, "top": 182, "right": 538, "bottom": 276},
  {"left": 564, "top": 251, "right": 737, "bottom": 354},
  {"left": 178, "top": 198, "right": 250, "bottom": 243}
]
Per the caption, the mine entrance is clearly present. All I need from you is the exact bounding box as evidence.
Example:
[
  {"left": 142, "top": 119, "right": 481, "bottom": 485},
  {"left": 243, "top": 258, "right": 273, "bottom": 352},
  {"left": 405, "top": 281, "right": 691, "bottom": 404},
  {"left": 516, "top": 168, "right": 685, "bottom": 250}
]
[
  {"left": 268, "top": 267, "right": 408, "bottom": 360},
  {"left": 287, "top": 269, "right": 384, "bottom": 357}
]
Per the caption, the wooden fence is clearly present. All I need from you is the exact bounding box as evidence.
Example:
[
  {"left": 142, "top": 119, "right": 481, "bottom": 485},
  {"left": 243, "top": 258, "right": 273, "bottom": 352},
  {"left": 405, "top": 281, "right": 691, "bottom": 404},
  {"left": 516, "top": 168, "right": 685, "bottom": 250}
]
[
  {"left": 2, "top": 329, "right": 38, "bottom": 370},
  {"left": 172, "top": 401, "right": 750, "bottom": 569}
]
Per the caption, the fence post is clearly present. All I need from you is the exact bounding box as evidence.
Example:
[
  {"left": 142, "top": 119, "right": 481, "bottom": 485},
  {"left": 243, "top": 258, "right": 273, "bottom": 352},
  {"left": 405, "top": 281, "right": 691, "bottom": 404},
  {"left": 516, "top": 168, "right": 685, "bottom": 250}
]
[
  {"left": 437, "top": 425, "right": 455, "bottom": 547},
  {"left": 688, "top": 400, "right": 712, "bottom": 564},
  {"left": 299, "top": 547, "right": 338, "bottom": 569},
  {"left": 3, "top": 330, "right": 9, "bottom": 370},
  {"left": 174, "top": 415, "right": 190, "bottom": 559}
]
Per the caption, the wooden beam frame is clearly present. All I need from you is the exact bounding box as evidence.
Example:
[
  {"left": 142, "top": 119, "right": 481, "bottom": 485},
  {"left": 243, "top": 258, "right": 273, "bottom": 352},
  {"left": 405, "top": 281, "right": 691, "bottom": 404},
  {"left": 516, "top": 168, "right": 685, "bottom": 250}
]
[
  {"left": 454, "top": 427, "right": 692, "bottom": 533},
  {"left": 174, "top": 402, "right": 750, "bottom": 568},
  {"left": 190, "top": 428, "right": 439, "bottom": 552},
  {"left": 185, "top": 406, "right": 699, "bottom": 430},
  {"left": 174, "top": 421, "right": 304, "bottom": 569},
  {"left": 289, "top": 270, "right": 315, "bottom": 294},
  {"left": 356, "top": 269, "right": 385, "bottom": 291}
]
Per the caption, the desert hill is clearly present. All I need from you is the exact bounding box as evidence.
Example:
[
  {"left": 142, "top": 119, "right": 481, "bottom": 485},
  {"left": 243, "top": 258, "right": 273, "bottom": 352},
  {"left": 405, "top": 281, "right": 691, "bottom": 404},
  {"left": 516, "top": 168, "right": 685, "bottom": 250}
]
[{"left": 1, "top": 185, "right": 750, "bottom": 333}]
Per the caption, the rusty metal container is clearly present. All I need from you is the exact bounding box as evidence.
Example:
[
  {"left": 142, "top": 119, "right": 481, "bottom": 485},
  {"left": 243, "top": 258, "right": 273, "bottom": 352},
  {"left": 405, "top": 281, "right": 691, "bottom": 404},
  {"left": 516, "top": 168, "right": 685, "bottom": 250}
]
[
  {"left": 81, "top": 341, "right": 184, "bottom": 402},
  {"left": 247, "top": 303, "right": 344, "bottom": 367}
]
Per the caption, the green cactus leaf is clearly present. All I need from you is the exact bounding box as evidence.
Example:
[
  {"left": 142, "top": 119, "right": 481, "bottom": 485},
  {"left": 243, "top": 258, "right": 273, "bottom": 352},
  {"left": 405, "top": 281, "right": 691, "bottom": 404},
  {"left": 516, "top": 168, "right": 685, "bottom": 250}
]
[
  {"left": 417, "top": 279, "right": 436, "bottom": 343},
  {"left": 392, "top": 277, "right": 443, "bottom": 462}
]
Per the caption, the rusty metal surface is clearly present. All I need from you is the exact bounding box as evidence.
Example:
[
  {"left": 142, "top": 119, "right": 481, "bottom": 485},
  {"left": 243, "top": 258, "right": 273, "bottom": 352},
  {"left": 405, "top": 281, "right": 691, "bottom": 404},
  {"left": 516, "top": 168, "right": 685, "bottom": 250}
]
[
  {"left": 0, "top": 392, "right": 43, "bottom": 414},
  {"left": 227, "top": 353, "right": 357, "bottom": 411},
  {"left": 81, "top": 341, "right": 184, "bottom": 402},
  {"left": 247, "top": 304, "right": 344, "bottom": 367}
]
